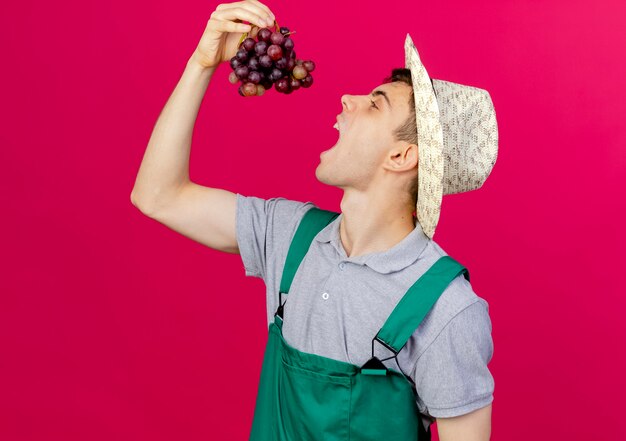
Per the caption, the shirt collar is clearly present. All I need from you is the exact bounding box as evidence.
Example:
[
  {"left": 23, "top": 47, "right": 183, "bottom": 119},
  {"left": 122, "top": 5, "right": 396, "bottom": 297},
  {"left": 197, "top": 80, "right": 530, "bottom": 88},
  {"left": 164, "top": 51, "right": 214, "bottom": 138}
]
[{"left": 313, "top": 212, "right": 431, "bottom": 274}]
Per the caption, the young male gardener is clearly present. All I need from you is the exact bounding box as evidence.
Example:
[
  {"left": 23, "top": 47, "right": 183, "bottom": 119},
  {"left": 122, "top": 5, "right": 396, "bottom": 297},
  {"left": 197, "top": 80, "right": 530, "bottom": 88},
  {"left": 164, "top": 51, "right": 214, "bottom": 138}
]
[{"left": 131, "top": 1, "right": 498, "bottom": 439}]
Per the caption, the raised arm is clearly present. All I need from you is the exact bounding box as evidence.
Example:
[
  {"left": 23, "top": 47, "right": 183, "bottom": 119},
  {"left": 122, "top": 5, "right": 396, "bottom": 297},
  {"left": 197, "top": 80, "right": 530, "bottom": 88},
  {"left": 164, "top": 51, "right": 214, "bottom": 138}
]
[{"left": 130, "top": 0, "right": 276, "bottom": 253}]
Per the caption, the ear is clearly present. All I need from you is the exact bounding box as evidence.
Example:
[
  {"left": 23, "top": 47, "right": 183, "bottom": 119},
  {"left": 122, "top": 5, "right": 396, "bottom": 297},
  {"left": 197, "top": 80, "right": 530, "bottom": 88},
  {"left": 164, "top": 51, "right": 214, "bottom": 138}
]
[{"left": 386, "top": 143, "right": 418, "bottom": 172}]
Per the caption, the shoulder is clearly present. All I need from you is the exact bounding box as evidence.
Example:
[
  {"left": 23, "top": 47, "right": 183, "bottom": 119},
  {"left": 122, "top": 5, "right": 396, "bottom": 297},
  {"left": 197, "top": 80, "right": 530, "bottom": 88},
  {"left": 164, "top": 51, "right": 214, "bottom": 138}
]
[
  {"left": 235, "top": 193, "right": 319, "bottom": 279},
  {"left": 407, "top": 238, "right": 491, "bottom": 363},
  {"left": 236, "top": 193, "right": 318, "bottom": 222},
  {"left": 236, "top": 194, "right": 319, "bottom": 249}
]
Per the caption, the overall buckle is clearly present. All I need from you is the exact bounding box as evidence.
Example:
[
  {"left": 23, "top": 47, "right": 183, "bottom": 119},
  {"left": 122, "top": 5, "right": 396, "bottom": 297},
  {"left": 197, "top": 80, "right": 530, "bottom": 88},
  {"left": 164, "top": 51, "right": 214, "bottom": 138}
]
[{"left": 360, "top": 356, "right": 388, "bottom": 376}]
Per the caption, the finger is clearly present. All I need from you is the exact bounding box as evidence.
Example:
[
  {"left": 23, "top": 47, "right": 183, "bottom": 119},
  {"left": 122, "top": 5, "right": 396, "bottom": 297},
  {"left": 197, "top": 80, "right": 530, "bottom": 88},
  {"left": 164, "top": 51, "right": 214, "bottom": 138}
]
[
  {"left": 210, "top": 18, "right": 252, "bottom": 33},
  {"left": 214, "top": 4, "right": 273, "bottom": 28},
  {"left": 237, "top": 1, "right": 274, "bottom": 26},
  {"left": 245, "top": 0, "right": 275, "bottom": 21}
]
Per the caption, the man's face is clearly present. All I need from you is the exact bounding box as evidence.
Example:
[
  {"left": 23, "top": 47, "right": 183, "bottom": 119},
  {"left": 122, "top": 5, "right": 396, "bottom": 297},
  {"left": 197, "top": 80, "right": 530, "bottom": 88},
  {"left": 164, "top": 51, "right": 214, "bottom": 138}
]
[{"left": 315, "top": 81, "right": 416, "bottom": 193}]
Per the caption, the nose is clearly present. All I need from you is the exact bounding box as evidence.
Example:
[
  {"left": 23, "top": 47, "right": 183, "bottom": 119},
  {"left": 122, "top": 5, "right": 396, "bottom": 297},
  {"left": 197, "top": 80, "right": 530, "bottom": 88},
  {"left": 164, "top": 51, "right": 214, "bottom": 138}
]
[{"left": 341, "top": 94, "right": 353, "bottom": 111}]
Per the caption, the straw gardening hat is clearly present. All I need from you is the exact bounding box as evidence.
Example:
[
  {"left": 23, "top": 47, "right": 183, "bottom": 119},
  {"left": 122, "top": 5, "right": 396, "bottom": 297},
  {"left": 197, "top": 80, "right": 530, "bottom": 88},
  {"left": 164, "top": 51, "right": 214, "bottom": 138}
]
[{"left": 404, "top": 33, "right": 499, "bottom": 239}]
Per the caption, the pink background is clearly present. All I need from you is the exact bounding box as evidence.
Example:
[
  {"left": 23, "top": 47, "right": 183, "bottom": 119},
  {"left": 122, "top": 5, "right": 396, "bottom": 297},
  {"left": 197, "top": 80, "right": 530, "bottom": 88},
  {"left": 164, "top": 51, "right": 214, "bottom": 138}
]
[{"left": 2, "top": 0, "right": 625, "bottom": 439}]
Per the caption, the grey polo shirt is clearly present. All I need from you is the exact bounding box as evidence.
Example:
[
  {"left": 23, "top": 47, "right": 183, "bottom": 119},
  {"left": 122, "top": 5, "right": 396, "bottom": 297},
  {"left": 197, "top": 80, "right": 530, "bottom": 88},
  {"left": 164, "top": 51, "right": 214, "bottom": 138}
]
[{"left": 235, "top": 193, "right": 494, "bottom": 428}]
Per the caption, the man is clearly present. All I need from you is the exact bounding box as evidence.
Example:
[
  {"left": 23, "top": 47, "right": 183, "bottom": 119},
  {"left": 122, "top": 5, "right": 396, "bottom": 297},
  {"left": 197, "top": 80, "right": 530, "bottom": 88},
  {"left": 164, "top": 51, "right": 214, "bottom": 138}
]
[{"left": 131, "top": 1, "right": 498, "bottom": 439}]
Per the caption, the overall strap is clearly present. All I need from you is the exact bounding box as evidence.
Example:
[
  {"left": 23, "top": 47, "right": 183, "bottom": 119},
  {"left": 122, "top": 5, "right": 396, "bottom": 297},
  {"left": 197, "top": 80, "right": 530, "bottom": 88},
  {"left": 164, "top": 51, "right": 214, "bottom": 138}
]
[
  {"left": 279, "top": 208, "right": 340, "bottom": 296},
  {"left": 374, "top": 255, "right": 470, "bottom": 355}
]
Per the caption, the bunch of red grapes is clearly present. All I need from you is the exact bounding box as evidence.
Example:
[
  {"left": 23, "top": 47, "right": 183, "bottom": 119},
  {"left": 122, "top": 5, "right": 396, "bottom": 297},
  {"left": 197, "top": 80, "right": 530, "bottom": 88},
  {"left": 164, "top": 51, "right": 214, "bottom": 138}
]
[{"left": 228, "top": 23, "right": 315, "bottom": 96}]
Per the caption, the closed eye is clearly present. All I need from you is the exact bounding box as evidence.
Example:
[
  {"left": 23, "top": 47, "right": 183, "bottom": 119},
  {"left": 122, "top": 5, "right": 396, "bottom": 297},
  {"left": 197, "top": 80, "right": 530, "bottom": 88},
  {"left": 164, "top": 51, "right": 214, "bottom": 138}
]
[{"left": 370, "top": 99, "right": 378, "bottom": 109}]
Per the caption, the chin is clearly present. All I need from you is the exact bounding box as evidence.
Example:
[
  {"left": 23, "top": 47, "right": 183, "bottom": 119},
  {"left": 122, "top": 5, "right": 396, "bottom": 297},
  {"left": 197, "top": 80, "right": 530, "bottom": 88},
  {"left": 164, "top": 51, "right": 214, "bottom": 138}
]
[
  {"left": 314, "top": 163, "right": 333, "bottom": 186},
  {"left": 314, "top": 163, "right": 324, "bottom": 183}
]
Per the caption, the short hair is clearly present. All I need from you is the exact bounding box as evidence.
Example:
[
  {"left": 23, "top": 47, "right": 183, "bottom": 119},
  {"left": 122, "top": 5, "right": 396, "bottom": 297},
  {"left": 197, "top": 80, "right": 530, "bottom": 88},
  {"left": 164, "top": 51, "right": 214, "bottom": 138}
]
[{"left": 382, "top": 68, "right": 419, "bottom": 208}]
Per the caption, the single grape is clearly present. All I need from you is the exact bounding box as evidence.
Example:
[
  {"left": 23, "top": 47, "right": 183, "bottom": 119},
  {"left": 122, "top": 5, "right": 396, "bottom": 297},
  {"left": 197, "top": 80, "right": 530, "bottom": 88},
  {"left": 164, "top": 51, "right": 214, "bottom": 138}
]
[
  {"left": 236, "top": 48, "right": 249, "bottom": 62},
  {"left": 258, "top": 27, "right": 272, "bottom": 42},
  {"left": 267, "top": 44, "right": 283, "bottom": 61},
  {"left": 289, "top": 77, "right": 301, "bottom": 90},
  {"left": 300, "top": 74, "right": 313, "bottom": 88},
  {"left": 292, "top": 65, "right": 308, "bottom": 80},
  {"left": 248, "top": 70, "right": 262, "bottom": 84},
  {"left": 254, "top": 40, "right": 268, "bottom": 56},
  {"left": 235, "top": 66, "right": 250, "bottom": 80},
  {"left": 243, "top": 82, "right": 258, "bottom": 96},
  {"left": 275, "top": 77, "right": 290, "bottom": 93},
  {"left": 256, "top": 84, "right": 266, "bottom": 96},
  {"left": 238, "top": 85, "right": 245, "bottom": 96},
  {"left": 230, "top": 57, "right": 242, "bottom": 70},
  {"left": 289, "top": 50, "right": 296, "bottom": 59},
  {"left": 248, "top": 56, "right": 260, "bottom": 71},
  {"left": 286, "top": 58, "right": 296, "bottom": 71},
  {"left": 279, "top": 26, "right": 290, "bottom": 35},
  {"left": 228, "top": 71, "right": 239, "bottom": 84},
  {"left": 259, "top": 54, "right": 273, "bottom": 68},
  {"left": 275, "top": 57, "right": 288, "bottom": 70},
  {"left": 269, "top": 68, "right": 283, "bottom": 82},
  {"left": 242, "top": 37, "right": 256, "bottom": 52},
  {"left": 303, "top": 60, "right": 316, "bottom": 72},
  {"left": 270, "top": 31, "right": 285, "bottom": 46},
  {"left": 295, "top": 58, "right": 303, "bottom": 65},
  {"left": 283, "top": 37, "right": 294, "bottom": 51}
]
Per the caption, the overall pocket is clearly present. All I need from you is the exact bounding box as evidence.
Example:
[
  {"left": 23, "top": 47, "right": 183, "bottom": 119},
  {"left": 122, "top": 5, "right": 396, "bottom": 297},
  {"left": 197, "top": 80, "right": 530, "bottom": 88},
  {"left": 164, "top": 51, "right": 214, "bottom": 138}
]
[{"left": 278, "top": 358, "right": 352, "bottom": 441}]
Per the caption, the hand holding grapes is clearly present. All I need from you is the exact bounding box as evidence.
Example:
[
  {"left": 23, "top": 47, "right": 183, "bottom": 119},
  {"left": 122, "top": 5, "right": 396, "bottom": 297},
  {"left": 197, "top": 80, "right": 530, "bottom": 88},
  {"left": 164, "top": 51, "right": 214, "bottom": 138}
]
[{"left": 192, "top": 0, "right": 276, "bottom": 70}]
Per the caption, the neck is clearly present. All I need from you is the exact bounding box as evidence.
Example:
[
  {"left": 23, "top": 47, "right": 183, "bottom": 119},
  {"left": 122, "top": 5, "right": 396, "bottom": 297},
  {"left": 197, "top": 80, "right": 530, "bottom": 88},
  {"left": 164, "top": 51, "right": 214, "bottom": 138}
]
[{"left": 337, "top": 191, "right": 416, "bottom": 258}]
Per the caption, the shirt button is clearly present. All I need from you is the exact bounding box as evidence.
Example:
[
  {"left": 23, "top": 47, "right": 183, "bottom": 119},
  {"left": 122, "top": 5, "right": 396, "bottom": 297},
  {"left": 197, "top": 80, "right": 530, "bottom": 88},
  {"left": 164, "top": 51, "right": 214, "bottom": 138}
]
[
  {"left": 322, "top": 292, "right": 329, "bottom": 300},
  {"left": 339, "top": 262, "right": 346, "bottom": 270}
]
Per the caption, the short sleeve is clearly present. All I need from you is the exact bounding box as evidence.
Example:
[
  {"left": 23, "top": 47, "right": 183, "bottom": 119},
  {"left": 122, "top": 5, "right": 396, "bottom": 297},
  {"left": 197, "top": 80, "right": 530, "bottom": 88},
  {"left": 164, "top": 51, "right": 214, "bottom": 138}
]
[
  {"left": 413, "top": 299, "right": 495, "bottom": 418},
  {"left": 235, "top": 193, "right": 318, "bottom": 280}
]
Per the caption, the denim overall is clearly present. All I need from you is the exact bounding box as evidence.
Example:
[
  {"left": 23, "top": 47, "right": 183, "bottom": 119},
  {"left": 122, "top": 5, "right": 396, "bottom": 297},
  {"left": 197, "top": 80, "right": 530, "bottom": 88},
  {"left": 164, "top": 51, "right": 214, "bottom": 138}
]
[{"left": 249, "top": 208, "right": 470, "bottom": 441}]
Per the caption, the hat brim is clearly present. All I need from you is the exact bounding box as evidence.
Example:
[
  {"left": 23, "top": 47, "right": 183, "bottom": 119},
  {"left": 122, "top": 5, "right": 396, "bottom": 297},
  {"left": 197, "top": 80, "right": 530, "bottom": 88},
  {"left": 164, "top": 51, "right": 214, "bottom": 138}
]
[{"left": 404, "top": 33, "right": 444, "bottom": 240}]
